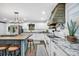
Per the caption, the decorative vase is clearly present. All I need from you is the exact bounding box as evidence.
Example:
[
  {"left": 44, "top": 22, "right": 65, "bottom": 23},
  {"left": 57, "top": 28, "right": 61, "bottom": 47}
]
[{"left": 67, "top": 36, "right": 77, "bottom": 43}]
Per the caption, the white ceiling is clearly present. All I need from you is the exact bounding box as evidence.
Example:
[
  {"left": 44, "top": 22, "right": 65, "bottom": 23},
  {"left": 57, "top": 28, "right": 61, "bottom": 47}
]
[{"left": 0, "top": 3, "right": 57, "bottom": 23}]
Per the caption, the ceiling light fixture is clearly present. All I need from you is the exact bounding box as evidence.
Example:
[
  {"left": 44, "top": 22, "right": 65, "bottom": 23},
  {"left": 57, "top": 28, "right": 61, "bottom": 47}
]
[
  {"left": 14, "top": 11, "right": 19, "bottom": 23},
  {"left": 14, "top": 12, "right": 24, "bottom": 23}
]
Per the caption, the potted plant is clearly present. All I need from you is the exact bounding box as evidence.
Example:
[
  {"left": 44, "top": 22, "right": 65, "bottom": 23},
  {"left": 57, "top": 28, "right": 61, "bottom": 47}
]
[{"left": 67, "top": 20, "right": 79, "bottom": 43}]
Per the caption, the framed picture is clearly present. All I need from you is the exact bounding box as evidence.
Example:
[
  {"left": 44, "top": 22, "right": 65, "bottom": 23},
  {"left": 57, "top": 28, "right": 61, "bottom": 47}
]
[{"left": 28, "top": 24, "right": 35, "bottom": 30}]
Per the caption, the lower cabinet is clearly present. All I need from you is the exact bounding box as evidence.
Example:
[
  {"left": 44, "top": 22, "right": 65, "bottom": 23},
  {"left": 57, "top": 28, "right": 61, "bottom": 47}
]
[
  {"left": 45, "top": 35, "right": 68, "bottom": 56},
  {"left": 44, "top": 36, "right": 51, "bottom": 56},
  {"left": 50, "top": 40, "right": 68, "bottom": 56}
]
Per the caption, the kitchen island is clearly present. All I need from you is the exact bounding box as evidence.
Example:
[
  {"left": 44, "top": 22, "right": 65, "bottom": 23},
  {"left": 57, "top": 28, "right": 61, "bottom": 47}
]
[
  {"left": 0, "top": 33, "right": 32, "bottom": 56},
  {"left": 47, "top": 31, "right": 79, "bottom": 56}
]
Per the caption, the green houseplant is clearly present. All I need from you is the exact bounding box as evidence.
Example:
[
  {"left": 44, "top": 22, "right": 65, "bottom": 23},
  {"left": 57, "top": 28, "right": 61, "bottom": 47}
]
[{"left": 67, "top": 20, "right": 79, "bottom": 43}]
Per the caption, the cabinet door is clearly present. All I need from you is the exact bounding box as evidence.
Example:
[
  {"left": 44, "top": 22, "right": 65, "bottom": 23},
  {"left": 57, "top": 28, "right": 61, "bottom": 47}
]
[
  {"left": 45, "top": 36, "right": 51, "bottom": 55},
  {"left": 51, "top": 47, "right": 56, "bottom": 56},
  {"left": 55, "top": 47, "right": 68, "bottom": 56},
  {"left": 50, "top": 41, "right": 68, "bottom": 56},
  {"left": 53, "top": 44, "right": 68, "bottom": 56},
  {"left": 50, "top": 41, "right": 56, "bottom": 56}
]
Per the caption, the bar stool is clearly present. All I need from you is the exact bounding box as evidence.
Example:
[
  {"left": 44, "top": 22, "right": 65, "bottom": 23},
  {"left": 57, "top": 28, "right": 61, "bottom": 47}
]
[
  {"left": 27, "top": 39, "right": 34, "bottom": 52},
  {"left": 7, "top": 45, "right": 20, "bottom": 56},
  {"left": 0, "top": 45, "right": 9, "bottom": 56}
]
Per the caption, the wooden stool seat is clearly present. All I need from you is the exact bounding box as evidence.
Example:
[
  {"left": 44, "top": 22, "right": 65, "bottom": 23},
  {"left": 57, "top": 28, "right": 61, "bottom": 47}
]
[
  {"left": 0, "top": 45, "right": 9, "bottom": 50},
  {"left": 8, "top": 45, "right": 20, "bottom": 51},
  {"left": 8, "top": 46, "right": 19, "bottom": 51},
  {"left": 7, "top": 45, "right": 20, "bottom": 56},
  {"left": 27, "top": 39, "right": 33, "bottom": 42},
  {"left": 0, "top": 45, "right": 9, "bottom": 56},
  {"left": 0, "top": 47, "right": 7, "bottom": 50}
]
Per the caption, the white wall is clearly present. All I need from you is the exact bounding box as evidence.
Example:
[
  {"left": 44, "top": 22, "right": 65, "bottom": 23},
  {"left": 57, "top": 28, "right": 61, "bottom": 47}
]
[
  {"left": 22, "top": 22, "right": 48, "bottom": 32},
  {"left": 35, "top": 23, "right": 48, "bottom": 30},
  {"left": 5, "top": 22, "right": 48, "bottom": 33},
  {"left": 66, "top": 3, "right": 79, "bottom": 23},
  {"left": 0, "top": 23, "right": 6, "bottom": 35}
]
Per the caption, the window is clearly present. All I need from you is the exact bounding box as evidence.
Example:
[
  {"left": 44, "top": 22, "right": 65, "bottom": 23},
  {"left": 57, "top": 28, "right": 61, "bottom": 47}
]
[{"left": 28, "top": 24, "right": 35, "bottom": 30}]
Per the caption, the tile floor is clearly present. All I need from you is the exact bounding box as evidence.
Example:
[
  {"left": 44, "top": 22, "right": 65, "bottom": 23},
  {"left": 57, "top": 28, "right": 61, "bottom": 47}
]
[{"left": 26, "top": 40, "right": 48, "bottom": 56}]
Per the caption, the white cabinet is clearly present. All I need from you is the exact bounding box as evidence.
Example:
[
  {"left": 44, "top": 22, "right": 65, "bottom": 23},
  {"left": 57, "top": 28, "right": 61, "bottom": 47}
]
[
  {"left": 44, "top": 34, "right": 68, "bottom": 56},
  {"left": 50, "top": 40, "right": 68, "bottom": 56},
  {"left": 44, "top": 34, "right": 51, "bottom": 56}
]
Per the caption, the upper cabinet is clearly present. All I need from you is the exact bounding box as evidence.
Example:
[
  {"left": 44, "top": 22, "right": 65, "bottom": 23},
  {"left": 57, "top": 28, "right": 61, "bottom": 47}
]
[
  {"left": 48, "top": 3, "right": 65, "bottom": 26},
  {"left": 8, "top": 25, "right": 23, "bottom": 35}
]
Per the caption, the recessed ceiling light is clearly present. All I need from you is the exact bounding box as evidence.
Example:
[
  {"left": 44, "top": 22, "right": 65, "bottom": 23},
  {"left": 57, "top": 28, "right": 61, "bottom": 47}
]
[{"left": 42, "top": 11, "right": 46, "bottom": 15}]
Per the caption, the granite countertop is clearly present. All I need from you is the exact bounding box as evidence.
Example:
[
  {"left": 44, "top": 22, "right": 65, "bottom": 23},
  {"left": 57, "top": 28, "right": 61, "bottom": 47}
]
[
  {"left": 0, "top": 33, "right": 32, "bottom": 40},
  {"left": 50, "top": 37, "right": 79, "bottom": 56},
  {"left": 47, "top": 31, "right": 79, "bottom": 56}
]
